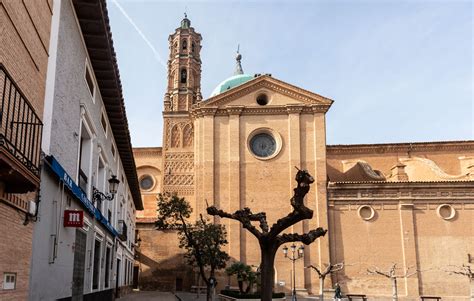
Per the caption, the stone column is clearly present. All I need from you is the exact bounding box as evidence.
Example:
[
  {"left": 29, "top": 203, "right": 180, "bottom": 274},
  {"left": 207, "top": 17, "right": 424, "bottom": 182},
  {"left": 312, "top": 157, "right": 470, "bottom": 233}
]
[
  {"left": 399, "top": 202, "right": 420, "bottom": 297},
  {"left": 312, "top": 108, "right": 331, "bottom": 291},
  {"left": 287, "top": 105, "right": 305, "bottom": 290},
  {"left": 227, "top": 106, "right": 244, "bottom": 261},
  {"left": 202, "top": 108, "right": 217, "bottom": 218}
]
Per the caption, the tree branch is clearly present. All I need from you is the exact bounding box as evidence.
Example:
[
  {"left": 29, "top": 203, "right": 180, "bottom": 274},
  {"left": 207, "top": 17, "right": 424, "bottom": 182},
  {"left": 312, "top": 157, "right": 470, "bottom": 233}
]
[
  {"left": 267, "top": 169, "right": 316, "bottom": 238},
  {"left": 367, "top": 267, "right": 391, "bottom": 278},
  {"left": 276, "top": 227, "right": 327, "bottom": 246},
  {"left": 207, "top": 206, "right": 263, "bottom": 239},
  {"left": 306, "top": 265, "right": 323, "bottom": 278}
]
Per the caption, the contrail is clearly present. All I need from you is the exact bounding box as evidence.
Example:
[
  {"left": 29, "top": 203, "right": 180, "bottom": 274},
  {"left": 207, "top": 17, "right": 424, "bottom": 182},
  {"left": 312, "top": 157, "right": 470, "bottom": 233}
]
[{"left": 111, "top": 0, "right": 167, "bottom": 69}]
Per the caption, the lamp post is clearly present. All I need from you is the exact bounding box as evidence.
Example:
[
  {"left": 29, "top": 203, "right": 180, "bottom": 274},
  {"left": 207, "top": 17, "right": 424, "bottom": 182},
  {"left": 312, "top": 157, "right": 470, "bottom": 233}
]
[
  {"left": 283, "top": 244, "right": 304, "bottom": 301},
  {"left": 92, "top": 175, "right": 120, "bottom": 207}
]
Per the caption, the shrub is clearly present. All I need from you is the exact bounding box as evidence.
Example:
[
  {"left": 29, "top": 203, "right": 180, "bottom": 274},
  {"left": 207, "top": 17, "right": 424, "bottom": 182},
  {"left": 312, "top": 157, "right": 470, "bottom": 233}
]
[{"left": 220, "top": 289, "right": 285, "bottom": 299}]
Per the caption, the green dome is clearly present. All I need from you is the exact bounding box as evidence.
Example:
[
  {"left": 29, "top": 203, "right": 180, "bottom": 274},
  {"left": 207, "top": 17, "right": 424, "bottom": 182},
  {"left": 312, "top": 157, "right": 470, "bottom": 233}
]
[{"left": 210, "top": 74, "right": 254, "bottom": 97}]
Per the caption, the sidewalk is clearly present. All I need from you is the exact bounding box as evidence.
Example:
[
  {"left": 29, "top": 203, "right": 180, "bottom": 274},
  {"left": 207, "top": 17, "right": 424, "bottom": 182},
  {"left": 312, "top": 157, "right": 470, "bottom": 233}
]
[{"left": 118, "top": 291, "right": 178, "bottom": 301}]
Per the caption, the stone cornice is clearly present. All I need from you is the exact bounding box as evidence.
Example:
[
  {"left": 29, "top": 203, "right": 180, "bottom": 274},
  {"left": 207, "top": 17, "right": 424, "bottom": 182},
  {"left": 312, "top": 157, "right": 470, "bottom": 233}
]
[
  {"left": 226, "top": 106, "right": 245, "bottom": 115},
  {"left": 328, "top": 180, "right": 474, "bottom": 189},
  {"left": 163, "top": 112, "right": 192, "bottom": 118},
  {"left": 327, "top": 140, "right": 474, "bottom": 154},
  {"left": 192, "top": 104, "right": 329, "bottom": 118},
  {"left": 286, "top": 104, "right": 304, "bottom": 114},
  {"left": 133, "top": 147, "right": 163, "bottom": 157},
  {"left": 328, "top": 180, "right": 474, "bottom": 201}
]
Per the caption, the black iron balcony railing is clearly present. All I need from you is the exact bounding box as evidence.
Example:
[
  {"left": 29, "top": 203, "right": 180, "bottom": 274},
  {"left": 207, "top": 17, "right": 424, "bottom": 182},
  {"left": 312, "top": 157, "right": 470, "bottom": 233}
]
[
  {"left": 0, "top": 65, "right": 43, "bottom": 178},
  {"left": 118, "top": 219, "right": 128, "bottom": 242}
]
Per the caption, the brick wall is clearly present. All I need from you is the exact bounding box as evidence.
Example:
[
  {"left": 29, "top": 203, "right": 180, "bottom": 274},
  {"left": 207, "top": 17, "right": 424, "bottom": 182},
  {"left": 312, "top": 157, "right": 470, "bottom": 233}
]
[
  {"left": 0, "top": 0, "right": 52, "bottom": 299},
  {"left": 0, "top": 201, "right": 33, "bottom": 300}
]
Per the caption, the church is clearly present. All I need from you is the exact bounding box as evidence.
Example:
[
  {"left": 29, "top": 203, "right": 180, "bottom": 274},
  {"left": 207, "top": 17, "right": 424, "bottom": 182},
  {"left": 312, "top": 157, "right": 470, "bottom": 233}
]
[{"left": 133, "top": 16, "right": 474, "bottom": 300}]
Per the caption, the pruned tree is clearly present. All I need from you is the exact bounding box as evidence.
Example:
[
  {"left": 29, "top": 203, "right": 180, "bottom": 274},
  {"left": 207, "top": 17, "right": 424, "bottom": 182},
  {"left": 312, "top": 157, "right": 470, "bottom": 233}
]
[
  {"left": 443, "top": 264, "right": 474, "bottom": 301},
  {"left": 306, "top": 262, "right": 344, "bottom": 301},
  {"left": 367, "top": 263, "right": 418, "bottom": 301},
  {"left": 207, "top": 168, "right": 327, "bottom": 301},
  {"left": 156, "top": 193, "right": 230, "bottom": 301}
]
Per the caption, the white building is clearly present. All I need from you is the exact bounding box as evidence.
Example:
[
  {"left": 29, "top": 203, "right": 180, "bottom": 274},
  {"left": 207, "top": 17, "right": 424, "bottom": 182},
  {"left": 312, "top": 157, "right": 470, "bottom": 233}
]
[{"left": 29, "top": 0, "right": 143, "bottom": 300}]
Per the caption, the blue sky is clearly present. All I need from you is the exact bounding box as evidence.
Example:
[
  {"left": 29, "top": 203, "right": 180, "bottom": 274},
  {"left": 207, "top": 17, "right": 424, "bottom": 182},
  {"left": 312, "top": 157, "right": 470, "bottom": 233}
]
[{"left": 107, "top": 0, "right": 473, "bottom": 147}]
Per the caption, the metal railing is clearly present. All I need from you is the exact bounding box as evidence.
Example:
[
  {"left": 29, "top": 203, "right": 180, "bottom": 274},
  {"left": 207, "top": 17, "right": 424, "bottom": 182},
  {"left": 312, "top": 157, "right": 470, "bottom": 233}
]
[
  {"left": 0, "top": 64, "right": 43, "bottom": 177},
  {"left": 118, "top": 220, "right": 128, "bottom": 241}
]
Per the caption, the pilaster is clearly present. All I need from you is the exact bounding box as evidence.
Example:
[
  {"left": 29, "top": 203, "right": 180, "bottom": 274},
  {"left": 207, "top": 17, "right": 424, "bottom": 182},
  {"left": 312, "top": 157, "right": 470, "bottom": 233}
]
[
  {"left": 399, "top": 202, "right": 420, "bottom": 296},
  {"left": 227, "top": 106, "right": 244, "bottom": 261}
]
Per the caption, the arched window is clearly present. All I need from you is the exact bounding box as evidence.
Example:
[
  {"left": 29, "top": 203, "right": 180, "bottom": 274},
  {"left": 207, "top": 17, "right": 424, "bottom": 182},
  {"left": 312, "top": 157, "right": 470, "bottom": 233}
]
[
  {"left": 183, "top": 124, "right": 193, "bottom": 147},
  {"left": 170, "top": 125, "right": 180, "bottom": 148},
  {"left": 191, "top": 42, "right": 195, "bottom": 53},
  {"left": 180, "top": 69, "right": 187, "bottom": 84},
  {"left": 182, "top": 40, "right": 187, "bottom": 50}
]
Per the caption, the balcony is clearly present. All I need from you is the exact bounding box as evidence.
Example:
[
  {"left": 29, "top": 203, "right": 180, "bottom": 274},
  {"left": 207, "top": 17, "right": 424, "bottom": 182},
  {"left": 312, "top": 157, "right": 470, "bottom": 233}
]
[
  {"left": 0, "top": 65, "right": 43, "bottom": 193},
  {"left": 118, "top": 220, "right": 128, "bottom": 241}
]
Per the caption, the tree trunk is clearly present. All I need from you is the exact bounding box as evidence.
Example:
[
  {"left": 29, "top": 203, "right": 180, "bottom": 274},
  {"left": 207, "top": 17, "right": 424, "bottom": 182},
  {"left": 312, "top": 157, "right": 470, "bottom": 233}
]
[
  {"left": 391, "top": 278, "right": 398, "bottom": 301},
  {"left": 207, "top": 283, "right": 212, "bottom": 301},
  {"left": 470, "top": 278, "right": 474, "bottom": 301},
  {"left": 319, "top": 276, "right": 325, "bottom": 301},
  {"left": 260, "top": 246, "right": 277, "bottom": 301}
]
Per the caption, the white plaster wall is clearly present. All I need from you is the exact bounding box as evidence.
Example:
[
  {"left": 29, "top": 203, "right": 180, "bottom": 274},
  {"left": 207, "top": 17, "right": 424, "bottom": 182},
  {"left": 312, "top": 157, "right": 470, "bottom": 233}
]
[{"left": 30, "top": 0, "right": 138, "bottom": 299}]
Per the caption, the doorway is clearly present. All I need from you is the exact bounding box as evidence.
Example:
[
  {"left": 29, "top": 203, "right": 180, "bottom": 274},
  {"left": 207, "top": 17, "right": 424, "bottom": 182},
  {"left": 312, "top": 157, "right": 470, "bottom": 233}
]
[
  {"left": 133, "top": 266, "right": 139, "bottom": 289},
  {"left": 72, "top": 230, "right": 87, "bottom": 301}
]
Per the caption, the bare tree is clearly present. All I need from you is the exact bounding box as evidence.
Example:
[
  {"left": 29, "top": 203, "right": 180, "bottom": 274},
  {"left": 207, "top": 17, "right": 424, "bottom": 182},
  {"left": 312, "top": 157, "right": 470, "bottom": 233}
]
[
  {"left": 207, "top": 168, "right": 327, "bottom": 301},
  {"left": 443, "top": 264, "right": 474, "bottom": 301},
  {"left": 306, "top": 262, "right": 344, "bottom": 301},
  {"left": 367, "top": 264, "right": 417, "bottom": 301}
]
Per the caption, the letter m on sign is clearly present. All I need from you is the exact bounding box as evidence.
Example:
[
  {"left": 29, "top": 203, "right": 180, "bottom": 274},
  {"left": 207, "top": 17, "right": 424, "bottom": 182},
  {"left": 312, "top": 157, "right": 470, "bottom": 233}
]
[{"left": 64, "top": 210, "right": 84, "bottom": 227}]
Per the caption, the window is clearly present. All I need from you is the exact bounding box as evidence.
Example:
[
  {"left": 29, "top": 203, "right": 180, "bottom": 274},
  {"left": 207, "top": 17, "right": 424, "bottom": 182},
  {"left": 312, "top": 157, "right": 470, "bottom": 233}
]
[
  {"left": 256, "top": 93, "right": 269, "bottom": 106},
  {"left": 191, "top": 42, "right": 195, "bottom": 53},
  {"left": 92, "top": 238, "right": 101, "bottom": 290},
  {"left": 97, "top": 158, "right": 105, "bottom": 211},
  {"left": 85, "top": 64, "right": 95, "bottom": 99},
  {"left": 111, "top": 144, "right": 116, "bottom": 159},
  {"left": 3, "top": 273, "right": 16, "bottom": 290},
  {"left": 104, "top": 246, "right": 111, "bottom": 288},
  {"left": 78, "top": 124, "right": 92, "bottom": 194},
  {"left": 183, "top": 124, "right": 193, "bottom": 147},
  {"left": 182, "top": 40, "right": 187, "bottom": 50},
  {"left": 171, "top": 125, "right": 180, "bottom": 147},
  {"left": 180, "top": 69, "right": 187, "bottom": 84},
  {"left": 139, "top": 175, "right": 154, "bottom": 191},
  {"left": 101, "top": 112, "right": 107, "bottom": 136},
  {"left": 124, "top": 260, "right": 128, "bottom": 285}
]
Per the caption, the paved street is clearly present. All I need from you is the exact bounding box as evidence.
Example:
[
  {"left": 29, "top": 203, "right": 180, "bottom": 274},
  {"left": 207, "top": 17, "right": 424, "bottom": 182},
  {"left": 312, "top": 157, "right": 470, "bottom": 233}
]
[
  {"left": 117, "top": 290, "right": 340, "bottom": 301},
  {"left": 118, "top": 291, "right": 207, "bottom": 301}
]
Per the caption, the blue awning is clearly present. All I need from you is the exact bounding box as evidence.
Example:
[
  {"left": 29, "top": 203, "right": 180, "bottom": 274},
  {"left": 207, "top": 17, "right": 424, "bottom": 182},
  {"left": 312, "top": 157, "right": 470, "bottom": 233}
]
[{"left": 45, "top": 155, "right": 119, "bottom": 237}]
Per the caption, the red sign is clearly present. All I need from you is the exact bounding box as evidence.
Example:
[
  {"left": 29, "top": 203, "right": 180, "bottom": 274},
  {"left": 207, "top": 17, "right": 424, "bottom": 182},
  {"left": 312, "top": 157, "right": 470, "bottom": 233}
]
[{"left": 64, "top": 210, "right": 84, "bottom": 227}]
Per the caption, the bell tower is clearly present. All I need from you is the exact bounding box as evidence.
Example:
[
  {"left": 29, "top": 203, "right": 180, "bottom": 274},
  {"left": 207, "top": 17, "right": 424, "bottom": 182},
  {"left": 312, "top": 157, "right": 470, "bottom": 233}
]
[
  {"left": 162, "top": 14, "right": 201, "bottom": 204},
  {"left": 164, "top": 14, "right": 202, "bottom": 112}
]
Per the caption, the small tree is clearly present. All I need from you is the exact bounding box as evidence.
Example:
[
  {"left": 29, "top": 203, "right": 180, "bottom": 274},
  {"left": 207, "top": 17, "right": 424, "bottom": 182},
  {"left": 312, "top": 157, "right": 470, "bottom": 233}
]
[
  {"left": 207, "top": 168, "right": 327, "bottom": 301},
  {"left": 367, "top": 263, "right": 417, "bottom": 301},
  {"left": 306, "top": 262, "right": 344, "bottom": 301},
  {"left": 156, "top": 193, "right": 229, "bottom": 301},
  {"left": 443, "top": 264, "right": 474, "bottom": 301},
  {"left": 226, "top": 262, "right": 257, "bottom": 294}
]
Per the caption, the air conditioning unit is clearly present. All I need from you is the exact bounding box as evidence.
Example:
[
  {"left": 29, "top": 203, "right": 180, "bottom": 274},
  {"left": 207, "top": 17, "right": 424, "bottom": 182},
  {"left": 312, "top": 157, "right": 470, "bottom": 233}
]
[{"left": 28, "top": 201, "right": 36, "bottom": 215}]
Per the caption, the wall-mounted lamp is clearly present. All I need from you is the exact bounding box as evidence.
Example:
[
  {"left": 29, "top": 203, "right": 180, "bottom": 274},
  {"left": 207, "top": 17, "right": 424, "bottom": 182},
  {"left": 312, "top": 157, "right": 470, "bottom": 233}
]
[{"left": 93, "top": 175, "right": 120, "bottom": 205}]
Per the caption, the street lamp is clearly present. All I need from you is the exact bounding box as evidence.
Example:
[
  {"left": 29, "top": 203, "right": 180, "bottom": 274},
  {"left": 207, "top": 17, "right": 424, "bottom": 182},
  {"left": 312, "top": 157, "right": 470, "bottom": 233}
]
[
  {"left": 93, "top": 175, "right": 120, "bottom": 208},
  {"left": 283, "top": 244, "right": 304, "bottom": 301}
]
